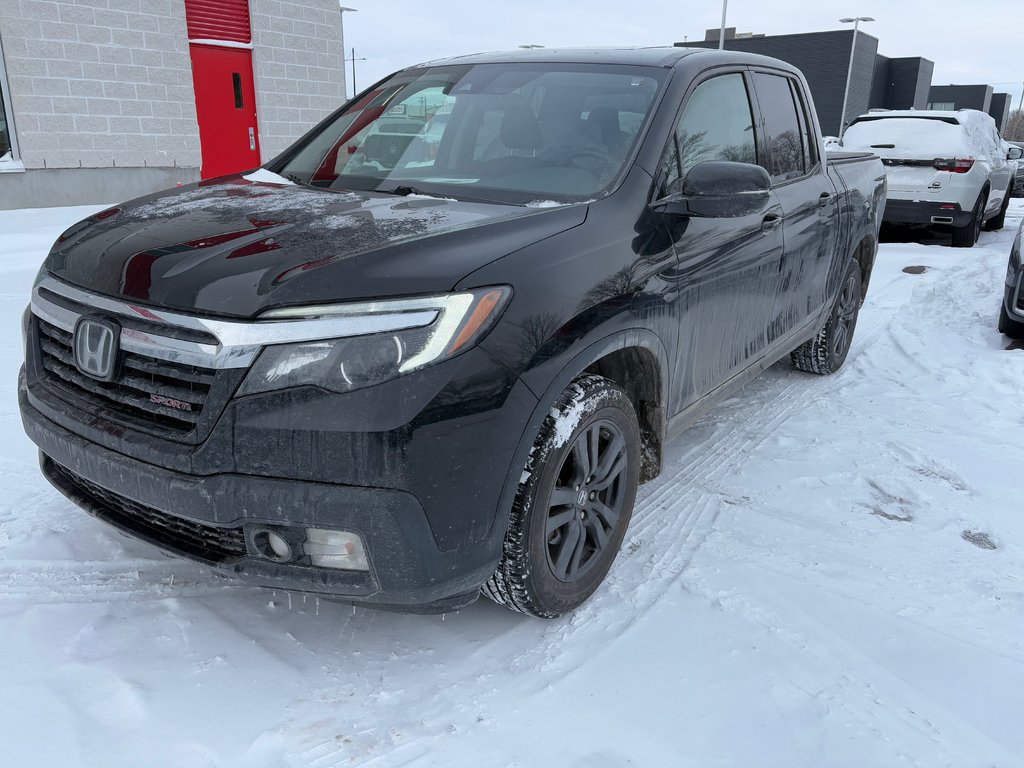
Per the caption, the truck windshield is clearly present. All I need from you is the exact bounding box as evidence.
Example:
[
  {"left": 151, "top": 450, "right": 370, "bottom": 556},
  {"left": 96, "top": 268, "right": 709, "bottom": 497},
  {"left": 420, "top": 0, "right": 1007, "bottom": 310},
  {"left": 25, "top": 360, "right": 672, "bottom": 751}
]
[{"left": 275, "top": 63, "right": 666, "bottom": 205}]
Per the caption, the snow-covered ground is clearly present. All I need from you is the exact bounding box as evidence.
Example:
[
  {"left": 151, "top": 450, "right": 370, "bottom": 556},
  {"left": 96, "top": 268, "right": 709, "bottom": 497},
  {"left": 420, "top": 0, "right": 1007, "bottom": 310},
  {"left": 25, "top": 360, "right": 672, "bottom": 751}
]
[{"left": 2, "top": 203, "right": 1023, "bottom": 767}]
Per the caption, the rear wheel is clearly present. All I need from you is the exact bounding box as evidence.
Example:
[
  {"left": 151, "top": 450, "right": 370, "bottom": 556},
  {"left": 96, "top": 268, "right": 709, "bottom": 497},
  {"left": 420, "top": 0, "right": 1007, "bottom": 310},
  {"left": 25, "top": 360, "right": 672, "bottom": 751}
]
[
  {"left": 482, "top": 374, "right": 640, "bottom": 618},
  {"left": 984, "top": 192, "right": 1010, "bottom": 232},
  {"left": 952, "top": 194, "right": 984, "bottom": 248},
  {"left": 791, "top": 259, "right": 862, "bottom": 375},
  {"left": 998, "top": 304, "right": 1024, "bottom": 340}
]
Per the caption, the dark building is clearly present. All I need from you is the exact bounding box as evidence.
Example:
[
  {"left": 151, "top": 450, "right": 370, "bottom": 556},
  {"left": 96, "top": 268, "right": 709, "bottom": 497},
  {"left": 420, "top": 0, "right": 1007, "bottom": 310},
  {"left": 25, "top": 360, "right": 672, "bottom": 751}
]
[
  {"left": 928, "top": 84, "right": 993, "bottom": 112},
  {"left": 927, "top": 85, "right": 1012, "bottom": 134},
  {"left": 681, "top": 29, "right": 933, "bottom": 136},
  {"left": 875, "top": 57, "right": 935, "bottom": 112},
  {"left": 990, "top": 93, "right": 1012, "bottom": 134}
]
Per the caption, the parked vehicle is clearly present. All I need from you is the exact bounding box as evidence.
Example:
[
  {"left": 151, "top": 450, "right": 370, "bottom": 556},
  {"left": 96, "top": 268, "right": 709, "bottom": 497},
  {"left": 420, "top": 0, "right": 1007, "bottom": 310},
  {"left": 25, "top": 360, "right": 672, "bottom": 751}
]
[
  {"left": 19, "top": 48, "right": 886, "bottom": 618},
  {"left": 999, "top": 218, "right": 1024, "bottom": 339},
  {"left": 1010, "top": 141, "right": 1024, "bottom": 198},
  {"left": 842, "top": 109, "right": 1021, "bottom": 247}
]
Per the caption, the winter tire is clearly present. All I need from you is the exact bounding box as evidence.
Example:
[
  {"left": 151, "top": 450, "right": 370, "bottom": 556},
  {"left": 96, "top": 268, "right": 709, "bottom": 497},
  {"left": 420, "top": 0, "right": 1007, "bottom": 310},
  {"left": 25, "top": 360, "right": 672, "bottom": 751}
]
[
  {"left": 952, "top": 194, "right": 984, "bottom": 248},
  {"left": 998, "top": 304, "right": 1024, "bottom": 340},
  {"left": 791, "top": 259, "right": 862, "bottom": 375},
  {"left": 984, "top": 192, "right": 1010, "bottom": 232},
  {"left": 482, "top": 374, "right": 641, "bottom": 618}
]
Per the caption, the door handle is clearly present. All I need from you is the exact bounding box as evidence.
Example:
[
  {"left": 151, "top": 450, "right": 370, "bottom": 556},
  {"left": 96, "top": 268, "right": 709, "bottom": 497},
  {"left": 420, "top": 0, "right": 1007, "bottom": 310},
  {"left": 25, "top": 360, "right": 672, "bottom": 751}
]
[
  {"left": 818, "top": 192, "right": 834, "bottom": 208},
  {"left": 761, "top": 213, "right": 782, "bottom": 233},
  {"left": 248, "top": 127, "right": 256, "bottom": 151}
]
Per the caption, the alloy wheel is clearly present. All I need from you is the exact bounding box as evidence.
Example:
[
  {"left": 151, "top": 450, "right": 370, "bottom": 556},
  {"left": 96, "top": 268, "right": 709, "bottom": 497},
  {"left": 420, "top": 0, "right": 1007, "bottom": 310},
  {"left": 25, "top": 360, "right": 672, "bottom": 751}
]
[
  {"left": 545, "top": 419, "right": 629, "bottom": 583},
  {"left": 832, "top": 271, "right": 860, "bottom": 358}
]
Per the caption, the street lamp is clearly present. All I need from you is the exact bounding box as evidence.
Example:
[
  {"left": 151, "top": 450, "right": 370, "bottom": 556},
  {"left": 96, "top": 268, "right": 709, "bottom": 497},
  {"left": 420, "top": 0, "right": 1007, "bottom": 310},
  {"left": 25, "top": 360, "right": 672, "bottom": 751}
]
[
  {"left": 338, "top": 5, "right": 357, "bottom": 99},
  {"left": 839, "top": 16, "right": 875, "bottom": 135},
  {"left": 718, "top": 0, "right": 728, "bottom": 50},
  {"left": 346, "top": 48, "right": 367, "bottom": 97}
]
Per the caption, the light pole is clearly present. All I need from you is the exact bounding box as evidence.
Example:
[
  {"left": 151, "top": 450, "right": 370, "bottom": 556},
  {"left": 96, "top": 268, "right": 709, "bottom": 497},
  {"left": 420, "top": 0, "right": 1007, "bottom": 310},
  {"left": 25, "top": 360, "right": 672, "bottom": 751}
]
[
  {"left": 839, "top": 16, "right": 874, "bottom": 135},
  {"left": 718, "top": 0, "right": 728, "bottom": 50},
  {"left": 338, "top": 5, "right": 357, "bottom": 99},
  {"left": 346, "top": 48, "right": 367, "bottom": 97}
]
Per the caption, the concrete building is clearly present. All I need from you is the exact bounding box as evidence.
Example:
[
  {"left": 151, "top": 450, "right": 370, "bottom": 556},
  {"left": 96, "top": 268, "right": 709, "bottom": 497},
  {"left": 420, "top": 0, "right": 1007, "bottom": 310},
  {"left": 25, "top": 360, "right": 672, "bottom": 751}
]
[
  {"left": 0, "top": 0, "right": 346, "bottom": 210},
  {"left": 682, "top": 29, "right": 934, "bottom": 137}
]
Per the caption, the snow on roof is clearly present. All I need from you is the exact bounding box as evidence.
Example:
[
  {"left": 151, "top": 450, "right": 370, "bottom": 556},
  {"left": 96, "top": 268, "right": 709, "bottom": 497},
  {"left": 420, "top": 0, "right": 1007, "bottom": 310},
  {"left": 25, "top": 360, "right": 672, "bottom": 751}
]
[{"left": 843, "top": 109, "right": 1003, "bottom": 163}]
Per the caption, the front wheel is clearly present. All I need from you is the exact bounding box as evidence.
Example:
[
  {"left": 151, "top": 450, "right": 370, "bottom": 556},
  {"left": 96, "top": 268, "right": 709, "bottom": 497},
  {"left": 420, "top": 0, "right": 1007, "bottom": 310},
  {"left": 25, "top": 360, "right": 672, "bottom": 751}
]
[
  {"left": 482, "top": 374, "right": 641, "bottom": 618},
  {"left": 998, "top": 303, "right": 1024, "bottom": 340},
  {"left": 791, "top": 259, "right": 863, "bottom": 375}
]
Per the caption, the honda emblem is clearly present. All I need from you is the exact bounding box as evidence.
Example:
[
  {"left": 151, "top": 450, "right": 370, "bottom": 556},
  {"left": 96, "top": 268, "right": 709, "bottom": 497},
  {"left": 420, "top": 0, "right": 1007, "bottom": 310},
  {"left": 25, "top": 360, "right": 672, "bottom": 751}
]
[{"left": 73, "top": 318, "right": 119, "bottom": 381}]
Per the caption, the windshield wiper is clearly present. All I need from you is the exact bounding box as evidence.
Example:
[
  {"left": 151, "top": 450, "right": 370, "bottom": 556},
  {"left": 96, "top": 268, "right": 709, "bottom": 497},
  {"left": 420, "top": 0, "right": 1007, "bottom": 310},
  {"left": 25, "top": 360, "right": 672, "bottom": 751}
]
[
  {"left": 279, "top": 171, "right": 308, "bottom": 186},
  {"left": 383, "top": 185, "right": 424, "bottom": 197}
]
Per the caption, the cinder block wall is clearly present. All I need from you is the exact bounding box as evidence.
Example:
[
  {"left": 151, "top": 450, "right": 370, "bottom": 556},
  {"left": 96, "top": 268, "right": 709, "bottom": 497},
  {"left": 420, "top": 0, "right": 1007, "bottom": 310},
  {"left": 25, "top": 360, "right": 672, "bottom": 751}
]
[
  {"left": 0, "top": 0, "right": 201, "bottom": 172},
  {"left": 250, "top": 0, "right": 346, "bottom": 162}
]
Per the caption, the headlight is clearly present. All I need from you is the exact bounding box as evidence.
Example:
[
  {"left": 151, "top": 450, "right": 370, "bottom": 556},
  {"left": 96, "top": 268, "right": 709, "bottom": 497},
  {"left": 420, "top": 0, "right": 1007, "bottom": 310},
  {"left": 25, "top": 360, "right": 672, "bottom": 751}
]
[{"left": 237, "top": 286, "right": 511, "bottom": 396}]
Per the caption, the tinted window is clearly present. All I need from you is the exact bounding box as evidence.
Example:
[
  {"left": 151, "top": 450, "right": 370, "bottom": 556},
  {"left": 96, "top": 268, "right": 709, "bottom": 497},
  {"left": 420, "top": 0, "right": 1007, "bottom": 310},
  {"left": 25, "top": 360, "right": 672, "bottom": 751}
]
[
  {"left": 661, "top": 73, "right": 756, "bottom": 195},
  {"left": 278, "top": 64, "right": 665, "bottom": 204},
  {"left": 753, "top": 73, "right": 806, "bottom": 181},
  {"left": 789, "top": 79, "right": 816, "bottom": 170}
]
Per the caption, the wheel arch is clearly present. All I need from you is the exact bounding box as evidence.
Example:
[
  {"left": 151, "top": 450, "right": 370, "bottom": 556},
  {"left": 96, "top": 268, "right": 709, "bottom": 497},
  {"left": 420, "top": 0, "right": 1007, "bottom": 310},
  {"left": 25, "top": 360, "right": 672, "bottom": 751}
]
[
  {"left": 485, "top": 329, "right": 670, "bottom": 550},
  {"left": 582, "top": 343, "right": 665, "bottom": 483},
  {"left": 852, "top": 232, "right": 877, "bottom": 302}
]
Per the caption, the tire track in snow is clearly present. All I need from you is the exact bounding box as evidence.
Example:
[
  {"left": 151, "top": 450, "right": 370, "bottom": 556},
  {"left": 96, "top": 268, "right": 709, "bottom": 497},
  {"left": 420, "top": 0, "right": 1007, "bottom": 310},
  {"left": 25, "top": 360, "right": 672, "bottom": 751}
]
[
  {"left": 280, "top": 266, "right": 915, "bottom": 767},
  {"left": 497, "top": 270, "right": 911, "bottom": 688},
  {"left": 0, "top": 559, "right": 257, "bottom": 604},
  {"left": 708, "top": 570, "right": 1024, "bottom": 765}
]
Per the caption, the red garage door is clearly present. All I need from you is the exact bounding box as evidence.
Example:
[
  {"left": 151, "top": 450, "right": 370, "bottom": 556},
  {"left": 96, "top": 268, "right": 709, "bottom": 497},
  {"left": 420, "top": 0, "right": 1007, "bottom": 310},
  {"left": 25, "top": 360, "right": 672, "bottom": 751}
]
[{"left": 185, "top": 0, "right": 261, "bottom": 179}]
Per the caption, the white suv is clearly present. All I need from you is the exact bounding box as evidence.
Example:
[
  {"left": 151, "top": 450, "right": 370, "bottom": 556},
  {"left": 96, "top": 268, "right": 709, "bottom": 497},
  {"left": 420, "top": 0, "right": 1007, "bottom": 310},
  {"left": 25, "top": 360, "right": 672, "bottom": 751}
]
[{"left": 842, "top": 109, "right": 1023, "bottom": 248}]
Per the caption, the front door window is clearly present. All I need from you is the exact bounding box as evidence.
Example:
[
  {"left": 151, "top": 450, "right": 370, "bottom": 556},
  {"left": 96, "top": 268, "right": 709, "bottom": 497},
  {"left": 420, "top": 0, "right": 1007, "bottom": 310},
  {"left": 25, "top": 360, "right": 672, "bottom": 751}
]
[{"left": 660, "top": 73, "right": 757, "bottom": 195}]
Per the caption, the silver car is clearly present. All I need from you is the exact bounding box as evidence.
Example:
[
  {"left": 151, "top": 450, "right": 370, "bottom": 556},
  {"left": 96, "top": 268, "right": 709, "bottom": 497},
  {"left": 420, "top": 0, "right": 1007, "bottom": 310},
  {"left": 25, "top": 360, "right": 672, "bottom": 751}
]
[{"left": 1011, "top": 141, "right": 1024, "bottom": 198}]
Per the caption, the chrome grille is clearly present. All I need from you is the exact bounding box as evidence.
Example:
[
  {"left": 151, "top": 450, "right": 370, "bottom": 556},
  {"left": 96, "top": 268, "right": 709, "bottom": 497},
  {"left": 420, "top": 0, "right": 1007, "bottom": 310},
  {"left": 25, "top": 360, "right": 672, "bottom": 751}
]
[{"left": 37, "top": 319, "right": 215, "bottom": 435}]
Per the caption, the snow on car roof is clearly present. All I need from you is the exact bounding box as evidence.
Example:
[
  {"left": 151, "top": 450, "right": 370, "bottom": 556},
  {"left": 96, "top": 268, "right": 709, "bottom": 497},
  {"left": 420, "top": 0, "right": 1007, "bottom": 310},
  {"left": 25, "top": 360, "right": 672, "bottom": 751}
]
[{"left": 843, "top": 109, "right": 1003, "bottom": 162}]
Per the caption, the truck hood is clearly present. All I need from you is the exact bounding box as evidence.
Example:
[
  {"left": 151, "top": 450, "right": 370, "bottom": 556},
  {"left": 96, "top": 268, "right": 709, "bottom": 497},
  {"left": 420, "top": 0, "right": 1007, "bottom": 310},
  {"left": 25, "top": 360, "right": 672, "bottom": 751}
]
[{"left": 43, "top": 174, "right": 588, "bottom": 318}]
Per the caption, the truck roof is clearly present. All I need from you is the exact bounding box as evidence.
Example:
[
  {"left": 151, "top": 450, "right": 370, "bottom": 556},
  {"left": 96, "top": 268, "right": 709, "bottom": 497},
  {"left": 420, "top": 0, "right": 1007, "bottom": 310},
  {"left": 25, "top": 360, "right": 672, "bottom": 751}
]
[{"left": 411, "top": 46, "right": 799, "bottom": 73}]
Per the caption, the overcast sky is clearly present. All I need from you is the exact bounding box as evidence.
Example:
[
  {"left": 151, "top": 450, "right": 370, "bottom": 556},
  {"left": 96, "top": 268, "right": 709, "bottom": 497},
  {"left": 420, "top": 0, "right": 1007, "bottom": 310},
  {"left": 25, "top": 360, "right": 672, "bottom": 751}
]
[{"left": 339, "top": 0, "right": 1024, "bottom": 107}]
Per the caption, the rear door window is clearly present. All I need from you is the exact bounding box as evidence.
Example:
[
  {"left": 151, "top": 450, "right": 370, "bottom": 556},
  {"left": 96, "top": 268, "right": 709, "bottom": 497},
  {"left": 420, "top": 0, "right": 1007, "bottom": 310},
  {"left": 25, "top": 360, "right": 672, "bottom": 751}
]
[{"left": 752, "top": 72, "right": 806, "bottom": 182}]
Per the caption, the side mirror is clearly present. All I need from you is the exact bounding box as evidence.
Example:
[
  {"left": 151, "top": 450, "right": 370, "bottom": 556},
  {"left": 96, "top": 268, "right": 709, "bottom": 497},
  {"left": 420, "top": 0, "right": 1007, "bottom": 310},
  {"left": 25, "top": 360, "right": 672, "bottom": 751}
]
[
  {"left": 653, "top": 161, "right": 772, "bottom": 218},
  {"left": 1008, "top": 146, "right": 1023, "bottom": 161}
]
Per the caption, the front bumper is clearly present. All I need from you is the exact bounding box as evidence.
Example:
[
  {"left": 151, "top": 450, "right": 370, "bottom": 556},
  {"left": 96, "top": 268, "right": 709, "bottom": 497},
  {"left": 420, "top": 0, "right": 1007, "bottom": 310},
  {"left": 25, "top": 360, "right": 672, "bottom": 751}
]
[
  {"left": 19, "top": 338, "right": 539, "bottom": 610},
  {"left": 882, "top": 198, "right": 970, "bottom": 227},
  {"left": 1004, "top": 266, "right": 1024, "bottom": 320}
]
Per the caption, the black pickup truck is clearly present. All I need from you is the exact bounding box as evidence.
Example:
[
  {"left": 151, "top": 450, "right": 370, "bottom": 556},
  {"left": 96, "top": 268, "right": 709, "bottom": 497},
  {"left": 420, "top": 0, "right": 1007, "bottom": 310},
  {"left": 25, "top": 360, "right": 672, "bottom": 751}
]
[{"left": 20, "top": 48, "right": 885, "bottom": 618}]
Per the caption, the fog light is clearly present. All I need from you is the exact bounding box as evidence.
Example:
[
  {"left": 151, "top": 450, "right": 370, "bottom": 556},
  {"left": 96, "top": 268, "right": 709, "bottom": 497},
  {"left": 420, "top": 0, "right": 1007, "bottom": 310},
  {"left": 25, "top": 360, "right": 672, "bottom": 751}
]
[
  {"left": 253, "top": 529, "right": 294, "bottom": 562},
  {"left": 305, "top": 528, "right": 369, "bottom": 571}
]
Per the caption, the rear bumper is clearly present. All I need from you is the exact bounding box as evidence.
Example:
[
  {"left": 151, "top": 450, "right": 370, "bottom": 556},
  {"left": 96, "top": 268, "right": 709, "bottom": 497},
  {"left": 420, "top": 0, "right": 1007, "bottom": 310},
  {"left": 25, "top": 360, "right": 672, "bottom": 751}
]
[{"left": 882, "top": 199, "right": 971, "bottom": 227}]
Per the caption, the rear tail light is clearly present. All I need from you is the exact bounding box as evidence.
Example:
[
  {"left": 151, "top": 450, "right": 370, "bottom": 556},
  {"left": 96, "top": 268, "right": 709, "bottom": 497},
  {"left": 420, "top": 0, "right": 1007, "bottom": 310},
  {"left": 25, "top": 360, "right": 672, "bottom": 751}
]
[{"left": 932, "top": 158, "right": 974, "bottom": 173}]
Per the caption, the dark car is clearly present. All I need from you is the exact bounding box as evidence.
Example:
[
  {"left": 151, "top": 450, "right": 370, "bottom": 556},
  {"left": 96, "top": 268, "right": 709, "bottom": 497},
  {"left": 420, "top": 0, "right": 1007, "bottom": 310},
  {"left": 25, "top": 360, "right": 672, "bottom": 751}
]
[
  {"left": 999, "top": 218, "right": 1024, "bottom": 338},
  {"left": 1011, "top": 141, "right": 1024, "bottom": 198},
  {"left": 19, "top": 48, "right": 885, "bottom": 618}
]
